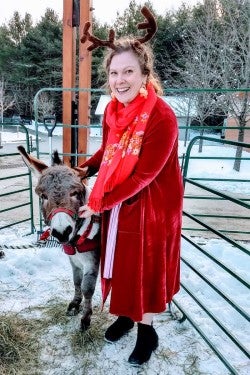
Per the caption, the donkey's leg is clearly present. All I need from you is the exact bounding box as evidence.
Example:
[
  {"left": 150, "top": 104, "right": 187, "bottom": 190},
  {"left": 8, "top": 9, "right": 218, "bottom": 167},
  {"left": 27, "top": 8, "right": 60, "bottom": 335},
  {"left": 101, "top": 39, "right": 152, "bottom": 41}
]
[
  {"left": 67, "top": 256, "right": 83, "bottom": 316},
  {"left": 80, "top": 250, "right": 100, "bottom": 331}
]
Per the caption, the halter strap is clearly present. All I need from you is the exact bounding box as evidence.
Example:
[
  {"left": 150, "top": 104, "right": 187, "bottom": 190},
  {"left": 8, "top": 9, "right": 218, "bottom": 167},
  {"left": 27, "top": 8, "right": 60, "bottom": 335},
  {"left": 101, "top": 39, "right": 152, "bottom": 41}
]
[{"left": 47, "top": 208, "right": 77, "bottom": 223}]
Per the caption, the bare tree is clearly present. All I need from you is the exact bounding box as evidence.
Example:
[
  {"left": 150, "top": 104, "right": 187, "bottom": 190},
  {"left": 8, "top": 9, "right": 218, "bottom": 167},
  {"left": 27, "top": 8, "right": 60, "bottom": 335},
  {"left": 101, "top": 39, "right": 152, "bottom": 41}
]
[
  {"left": 0, "top": 78, "right": 15, "bottom": 123},
  {"left": 217, "top": 0, "right": 250, "bottom": 171},
  {"left": 172, "top": 0, "right": 227, "bottom": 151},
  {"left": 172, "top": 0, "right": 249, "bottom": 166},
  {"left": 37, "top": 92, "right": 55, "bottom": 121}
]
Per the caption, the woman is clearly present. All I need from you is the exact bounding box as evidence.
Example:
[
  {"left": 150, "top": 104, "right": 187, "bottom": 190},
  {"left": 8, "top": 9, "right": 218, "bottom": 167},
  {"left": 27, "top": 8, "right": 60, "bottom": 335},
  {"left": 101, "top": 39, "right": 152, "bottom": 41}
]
[{"left": 79, "top": 35, "right": 183, "bottom": 366}]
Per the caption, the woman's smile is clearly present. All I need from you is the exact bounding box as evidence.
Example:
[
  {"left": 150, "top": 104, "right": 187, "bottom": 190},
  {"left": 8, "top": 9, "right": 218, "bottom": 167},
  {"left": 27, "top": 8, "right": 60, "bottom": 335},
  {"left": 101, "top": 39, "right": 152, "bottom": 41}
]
[{"left": 116, "top": 87, "right": 130, "bottom": 94}]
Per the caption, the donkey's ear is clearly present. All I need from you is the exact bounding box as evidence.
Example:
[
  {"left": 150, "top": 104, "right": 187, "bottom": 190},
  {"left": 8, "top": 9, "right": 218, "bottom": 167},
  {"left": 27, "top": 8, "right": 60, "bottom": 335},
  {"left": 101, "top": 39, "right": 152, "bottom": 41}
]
[
  {"left": 52, "top": 150, "right": 63, "bottom": 166},
  {"left": 17, "top": 146, "right": 48, "bottom": 176},
  {"left": 72, "top": 166, "right": 88, "bottom": 180}
]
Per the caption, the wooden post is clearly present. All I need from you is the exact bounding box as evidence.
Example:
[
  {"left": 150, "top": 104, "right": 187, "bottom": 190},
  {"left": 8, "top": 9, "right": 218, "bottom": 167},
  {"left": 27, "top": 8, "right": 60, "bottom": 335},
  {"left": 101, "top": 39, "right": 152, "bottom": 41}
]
[
  {"left": 62, "top": 0, "right": 76, "bottom": 166},
  {"left": 78, "top": 0, "right": 92, "bottom": 166}
]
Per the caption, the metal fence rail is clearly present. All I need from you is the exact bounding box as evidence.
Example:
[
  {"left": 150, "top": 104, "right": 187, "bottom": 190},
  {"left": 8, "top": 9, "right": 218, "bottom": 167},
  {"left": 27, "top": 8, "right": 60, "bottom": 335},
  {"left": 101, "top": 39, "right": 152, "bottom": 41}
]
[
  {"left": 0, "top": 124, "right": 35, "bottom": 233},
  {"left": 182, "top": 136, "right": 250, "bottom": 238},
  {"left": 173, "top": 136, "right": 250, "bottom": 374}
]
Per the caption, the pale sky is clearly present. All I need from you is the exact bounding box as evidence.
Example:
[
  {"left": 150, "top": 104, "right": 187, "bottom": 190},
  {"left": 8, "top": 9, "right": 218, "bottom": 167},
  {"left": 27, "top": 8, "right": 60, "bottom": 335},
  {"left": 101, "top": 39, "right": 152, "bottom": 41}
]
[{"left": 0, "top": 0, "right": 200, "bottom": 25}]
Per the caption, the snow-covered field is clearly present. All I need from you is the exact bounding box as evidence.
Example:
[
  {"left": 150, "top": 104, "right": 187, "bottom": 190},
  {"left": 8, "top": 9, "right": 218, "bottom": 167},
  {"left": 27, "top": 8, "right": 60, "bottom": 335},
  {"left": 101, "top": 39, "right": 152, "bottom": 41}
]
[{"left": 0, "top": 130, "right": 249, "bottom": 374}]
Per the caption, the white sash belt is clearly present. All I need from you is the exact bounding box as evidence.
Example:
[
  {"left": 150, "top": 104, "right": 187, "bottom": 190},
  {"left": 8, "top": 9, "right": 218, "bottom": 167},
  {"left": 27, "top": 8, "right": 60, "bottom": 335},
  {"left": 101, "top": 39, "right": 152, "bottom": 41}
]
[{"left": 103, "top": 203, "right": 122, "bottom": 279}]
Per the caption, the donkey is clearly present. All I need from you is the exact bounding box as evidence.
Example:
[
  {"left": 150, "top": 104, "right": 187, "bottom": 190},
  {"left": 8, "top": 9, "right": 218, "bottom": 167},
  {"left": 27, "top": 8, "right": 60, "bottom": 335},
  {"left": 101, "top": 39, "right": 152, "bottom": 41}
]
[{"left": 17, "top": 146, "right": 100, "bottom": 331}]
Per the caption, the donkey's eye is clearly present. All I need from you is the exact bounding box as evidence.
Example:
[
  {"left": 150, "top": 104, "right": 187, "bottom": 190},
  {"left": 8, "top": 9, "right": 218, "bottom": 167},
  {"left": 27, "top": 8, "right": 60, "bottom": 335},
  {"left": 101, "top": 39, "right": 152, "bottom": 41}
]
[
  {"left": 70, "top": 190, "right": 81, "bottom": 199},
  {"left": 70, "top": 191, "right": 80, "bottom": 198},
  {"left": 41, "top": 193, "right": 48, "bottom": 200}
]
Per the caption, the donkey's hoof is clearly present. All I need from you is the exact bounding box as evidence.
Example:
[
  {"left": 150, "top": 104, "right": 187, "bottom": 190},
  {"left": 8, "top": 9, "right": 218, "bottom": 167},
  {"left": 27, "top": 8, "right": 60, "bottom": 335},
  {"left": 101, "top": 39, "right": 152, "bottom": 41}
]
[
  {"left": 0, "top": 250, "right": 5, "bottom": 259},
  {"left": 67, "top": 301, "right": 81, "bottom": 316},
  {"left": 66, "top": 309, "right": 79, "bottom": 316},
  {"left": 80, "top": 317, "right": 91, "bottom": 332}
]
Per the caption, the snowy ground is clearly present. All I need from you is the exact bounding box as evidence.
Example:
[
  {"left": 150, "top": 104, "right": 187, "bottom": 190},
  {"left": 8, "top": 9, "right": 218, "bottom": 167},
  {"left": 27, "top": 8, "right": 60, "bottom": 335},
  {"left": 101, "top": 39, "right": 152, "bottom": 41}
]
[
  {"left": 0, "top": 228, "right": 249, "bottom": 374},
  {"left": 0, "top": 129, "right": 249, "bottom": 374}
]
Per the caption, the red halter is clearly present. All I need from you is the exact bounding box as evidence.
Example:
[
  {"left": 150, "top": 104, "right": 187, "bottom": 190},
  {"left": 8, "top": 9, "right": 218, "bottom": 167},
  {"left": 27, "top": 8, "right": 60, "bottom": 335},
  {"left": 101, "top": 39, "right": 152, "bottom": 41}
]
[
  {"left": 47, "top": 208, "right": 77, "bottom": 223},
  {"left": 39, "top": 208, "right": 78, "bottom": 242}
]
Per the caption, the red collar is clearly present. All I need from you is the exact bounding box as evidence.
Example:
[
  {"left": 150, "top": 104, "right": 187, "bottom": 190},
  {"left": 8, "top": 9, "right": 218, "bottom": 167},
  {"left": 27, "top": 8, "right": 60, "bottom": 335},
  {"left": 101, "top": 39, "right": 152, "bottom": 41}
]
[
  {"left": 62, "top": 219, "right": 99, "bottom": 255},
  {"left": 63, "top": 236, "right": 99, "bottom": 255}
]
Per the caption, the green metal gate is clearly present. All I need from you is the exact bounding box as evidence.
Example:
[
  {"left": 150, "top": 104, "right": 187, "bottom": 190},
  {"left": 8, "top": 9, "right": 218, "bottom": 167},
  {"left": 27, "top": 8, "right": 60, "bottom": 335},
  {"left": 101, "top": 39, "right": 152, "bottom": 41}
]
[
  {"left": 172, "top": 136, "right": 250, "bottom": 374},
  {"left": 0, "top": 123, "right": 35, "bottom": 234}
]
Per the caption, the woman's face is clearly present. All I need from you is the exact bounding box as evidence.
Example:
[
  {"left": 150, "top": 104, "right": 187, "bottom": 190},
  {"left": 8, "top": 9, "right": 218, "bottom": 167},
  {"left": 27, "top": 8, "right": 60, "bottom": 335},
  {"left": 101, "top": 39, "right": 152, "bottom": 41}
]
[{"left": 108, "top": 50, "right": 146, "bottom": 106}]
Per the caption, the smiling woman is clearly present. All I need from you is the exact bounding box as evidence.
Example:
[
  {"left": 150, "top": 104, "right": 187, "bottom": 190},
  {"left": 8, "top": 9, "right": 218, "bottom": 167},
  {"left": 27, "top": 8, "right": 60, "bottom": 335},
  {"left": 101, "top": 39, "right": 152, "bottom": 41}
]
[{"left": 78, "top": 6, "right": 183, "bottom": 367}]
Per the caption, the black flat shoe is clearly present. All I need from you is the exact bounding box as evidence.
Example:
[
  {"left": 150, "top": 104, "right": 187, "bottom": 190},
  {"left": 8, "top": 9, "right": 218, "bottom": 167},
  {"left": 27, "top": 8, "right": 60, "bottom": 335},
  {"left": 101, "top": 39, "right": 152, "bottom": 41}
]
[
  {"left": 128, "top": 323, "right": 158, "bottom": 366},
  {"left": 105, "top": 316, "right": 134, "bottom": 343}
]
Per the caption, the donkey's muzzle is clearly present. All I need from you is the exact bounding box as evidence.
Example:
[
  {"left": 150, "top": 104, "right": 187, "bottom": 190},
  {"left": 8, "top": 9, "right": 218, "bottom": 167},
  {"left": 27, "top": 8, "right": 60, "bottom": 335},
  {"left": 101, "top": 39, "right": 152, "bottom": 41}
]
[{"left": 51, "top": 225, "right": 73, "bottom": 243}]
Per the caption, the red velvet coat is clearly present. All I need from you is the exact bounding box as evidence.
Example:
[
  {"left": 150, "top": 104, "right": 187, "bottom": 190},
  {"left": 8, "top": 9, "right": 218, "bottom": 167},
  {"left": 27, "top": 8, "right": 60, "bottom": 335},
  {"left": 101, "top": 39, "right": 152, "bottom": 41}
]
[{"left": 81, "top": 97, "right": 183, "bottom": 322}]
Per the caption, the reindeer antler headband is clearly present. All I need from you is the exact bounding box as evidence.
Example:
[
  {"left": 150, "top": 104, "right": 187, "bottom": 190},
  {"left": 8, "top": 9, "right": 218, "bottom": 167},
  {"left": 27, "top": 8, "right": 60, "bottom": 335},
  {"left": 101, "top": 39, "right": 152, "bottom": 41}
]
[{"left": 81, "top": 6, "right": 157, "bottom": 51}]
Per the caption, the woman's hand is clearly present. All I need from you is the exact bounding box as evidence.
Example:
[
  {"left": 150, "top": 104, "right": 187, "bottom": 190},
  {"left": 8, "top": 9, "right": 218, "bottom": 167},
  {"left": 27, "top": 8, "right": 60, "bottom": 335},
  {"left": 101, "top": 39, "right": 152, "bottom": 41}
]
[
  {"left": 73, "top": 166, "right": 89, "bottom": 179},
  {"left": 78, "top": 204, "right": 96, "bottom": 218}
]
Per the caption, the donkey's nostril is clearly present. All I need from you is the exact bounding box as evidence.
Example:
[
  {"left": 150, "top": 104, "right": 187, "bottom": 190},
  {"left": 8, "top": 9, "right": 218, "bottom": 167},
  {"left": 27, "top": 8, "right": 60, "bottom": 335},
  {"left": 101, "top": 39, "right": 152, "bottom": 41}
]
[{"left": 51, "top": 225, "right": 73, "bottom": 243}]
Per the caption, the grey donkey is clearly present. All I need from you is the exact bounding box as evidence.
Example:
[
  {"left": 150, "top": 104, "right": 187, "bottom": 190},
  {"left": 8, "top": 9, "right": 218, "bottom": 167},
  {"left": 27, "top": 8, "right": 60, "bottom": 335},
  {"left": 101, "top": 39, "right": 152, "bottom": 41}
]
[{"left": 18, "top": 146, "right": 100, "bottom": 331}]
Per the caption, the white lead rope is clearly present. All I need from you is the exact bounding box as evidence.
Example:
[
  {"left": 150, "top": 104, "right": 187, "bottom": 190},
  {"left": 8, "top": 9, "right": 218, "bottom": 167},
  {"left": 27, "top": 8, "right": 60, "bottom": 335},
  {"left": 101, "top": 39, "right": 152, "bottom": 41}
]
[{"left": 103, "top": 203, "right": 122, "bottom": 279}]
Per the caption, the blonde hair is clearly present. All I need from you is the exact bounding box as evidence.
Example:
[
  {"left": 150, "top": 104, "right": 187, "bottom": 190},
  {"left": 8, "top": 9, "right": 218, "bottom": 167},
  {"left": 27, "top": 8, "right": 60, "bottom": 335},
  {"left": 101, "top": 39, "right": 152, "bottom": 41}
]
[{"left": 103, "top": 37, "right": 163, "bottom": 96}]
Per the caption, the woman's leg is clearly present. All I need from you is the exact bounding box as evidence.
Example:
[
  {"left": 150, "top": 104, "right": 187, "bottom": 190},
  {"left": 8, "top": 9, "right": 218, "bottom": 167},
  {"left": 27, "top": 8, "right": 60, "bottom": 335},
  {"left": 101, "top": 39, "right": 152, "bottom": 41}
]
[{"left": 141, "top": 312, "right": 154, "bottom": 325}]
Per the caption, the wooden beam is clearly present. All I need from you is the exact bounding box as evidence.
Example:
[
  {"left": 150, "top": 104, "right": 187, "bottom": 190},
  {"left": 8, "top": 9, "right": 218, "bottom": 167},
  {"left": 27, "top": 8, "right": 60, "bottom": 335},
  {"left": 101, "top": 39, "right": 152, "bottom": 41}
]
[
  {"left": 62, "top": 0, "right": 76, "bottom": 166},
  {"left": 78, "top": 0, "right": 92, "bottom": 165}
]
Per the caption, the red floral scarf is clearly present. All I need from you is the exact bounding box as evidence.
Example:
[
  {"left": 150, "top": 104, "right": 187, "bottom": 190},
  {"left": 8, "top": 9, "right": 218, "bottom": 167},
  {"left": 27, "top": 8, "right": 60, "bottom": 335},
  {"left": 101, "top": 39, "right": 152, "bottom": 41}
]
[{"left": 88, "top": 83, "right": 157, "bottom": 212}]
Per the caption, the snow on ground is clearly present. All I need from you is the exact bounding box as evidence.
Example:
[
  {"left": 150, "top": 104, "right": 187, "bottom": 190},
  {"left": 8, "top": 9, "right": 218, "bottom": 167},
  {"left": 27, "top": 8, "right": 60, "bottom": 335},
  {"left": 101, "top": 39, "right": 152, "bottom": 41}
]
[
  {"left": 178, "top": 134, "right": 250, "bottom": 194},
  {"left": 0, "top": 130, "right": 37, "bottom": 143},
  {"left": 0, "top": 130, "right": 249, "bottom": 374},
  {"left": 0, "top": 227, "right": 249, "bottom": 374}
]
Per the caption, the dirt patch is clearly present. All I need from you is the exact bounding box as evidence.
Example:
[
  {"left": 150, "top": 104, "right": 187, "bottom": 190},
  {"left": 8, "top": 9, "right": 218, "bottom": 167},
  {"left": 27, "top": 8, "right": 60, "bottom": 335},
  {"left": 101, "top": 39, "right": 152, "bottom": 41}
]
[
  {"left": 183, "top": 183, "right": 250, "bottom": 241},
  {"left": 0, "top": 155, "right": 249, "bottom": 241}
]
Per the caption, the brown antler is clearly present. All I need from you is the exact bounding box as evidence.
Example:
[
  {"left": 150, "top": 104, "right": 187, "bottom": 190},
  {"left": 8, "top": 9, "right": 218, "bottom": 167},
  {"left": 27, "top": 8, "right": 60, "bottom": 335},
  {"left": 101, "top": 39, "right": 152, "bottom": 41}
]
[
  {"left": 81, "top": 21, "right": 116, "bottom": 51},
  {"left": 81, "top": 6, "right": 157, "bottom": 51},
  {"left": 136, "top": 6, "right": 157, "bottom": 44}
]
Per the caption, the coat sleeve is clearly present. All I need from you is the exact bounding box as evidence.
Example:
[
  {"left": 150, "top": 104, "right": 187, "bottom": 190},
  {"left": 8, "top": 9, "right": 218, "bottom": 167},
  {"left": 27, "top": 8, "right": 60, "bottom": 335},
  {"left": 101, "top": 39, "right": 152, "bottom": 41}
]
[{"left": 101, "top": 104, "right": 179, "bottom": 211}]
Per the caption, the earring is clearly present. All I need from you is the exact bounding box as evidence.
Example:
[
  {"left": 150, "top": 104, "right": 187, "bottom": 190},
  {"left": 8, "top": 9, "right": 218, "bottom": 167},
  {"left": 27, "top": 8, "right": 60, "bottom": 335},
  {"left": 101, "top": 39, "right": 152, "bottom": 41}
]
[{"left": 139, "top": 84, "right": 148, "bottom": 98}]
